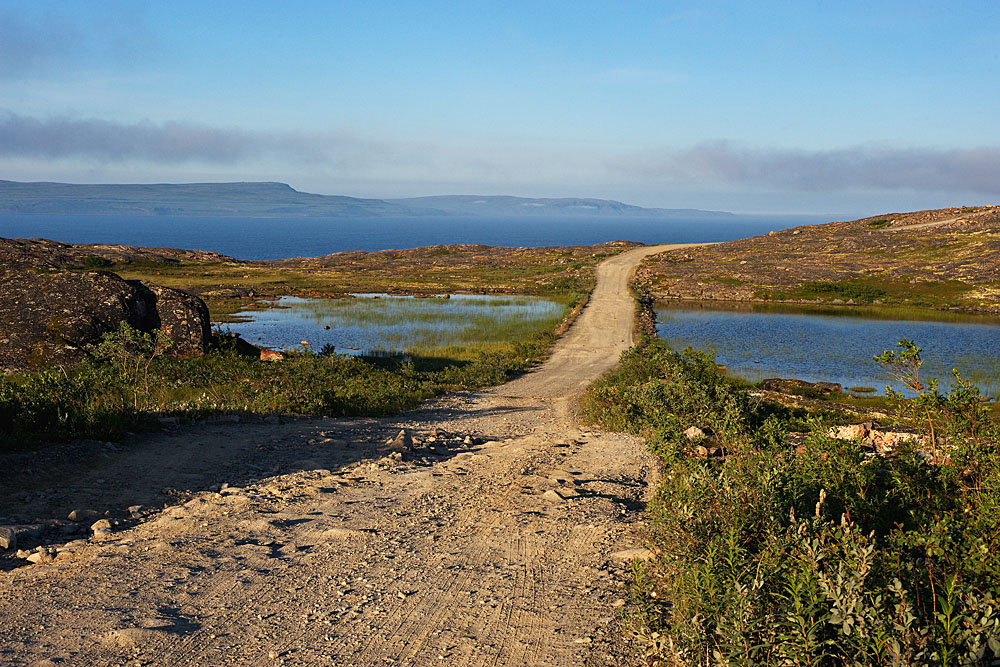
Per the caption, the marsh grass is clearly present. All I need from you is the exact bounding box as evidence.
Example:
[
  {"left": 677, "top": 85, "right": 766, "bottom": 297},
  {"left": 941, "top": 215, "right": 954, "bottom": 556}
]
[{"left": 224, "top": 293, "right": 569, "bottom": 356}]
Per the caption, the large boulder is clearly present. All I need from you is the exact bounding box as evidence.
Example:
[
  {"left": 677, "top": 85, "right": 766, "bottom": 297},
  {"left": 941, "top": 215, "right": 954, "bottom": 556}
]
[
  {"left": 134, "top": 281, "right": 211, "bottom": 357},
  {"left": 0, "top": 270, "right": 211, "bottom": 372}
]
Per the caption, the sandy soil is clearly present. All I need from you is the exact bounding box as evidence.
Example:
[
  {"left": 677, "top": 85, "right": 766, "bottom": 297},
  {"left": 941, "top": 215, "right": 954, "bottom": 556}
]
[{"left": 0, "top": 244, "right": 693, "bottom": 667}]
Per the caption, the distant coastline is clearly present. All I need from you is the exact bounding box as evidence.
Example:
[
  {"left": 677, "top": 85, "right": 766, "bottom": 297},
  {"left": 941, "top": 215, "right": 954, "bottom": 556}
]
[
  {"left": 0, "top": 212, "right": 800, "bottom": 260},
  {"left": 0, "top": 180, "right": 735, "bottom": 220}
]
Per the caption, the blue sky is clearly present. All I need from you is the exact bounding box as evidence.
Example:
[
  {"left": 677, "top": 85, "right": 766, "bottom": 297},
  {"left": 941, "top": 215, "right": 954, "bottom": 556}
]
[{"left": 1, "top": 1, "right": 998, "bottom": 215}]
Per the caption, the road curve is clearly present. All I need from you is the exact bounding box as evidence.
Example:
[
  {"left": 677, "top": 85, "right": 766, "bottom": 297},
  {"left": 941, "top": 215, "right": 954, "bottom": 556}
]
[
  {"left": 502, "top": 243, "right": 698, "bottom": 400},
  {"left": 0, "top": 243, "right": 694, "bottom": 667}
]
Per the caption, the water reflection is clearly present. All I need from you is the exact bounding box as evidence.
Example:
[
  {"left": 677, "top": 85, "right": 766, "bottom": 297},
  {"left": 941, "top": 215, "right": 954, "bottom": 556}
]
[
  {"left": 219, "top": 294, "right": 565, "bottom": 355},
  {"left": 655, "top": 302, "right": 1000, "bottom": 397}
]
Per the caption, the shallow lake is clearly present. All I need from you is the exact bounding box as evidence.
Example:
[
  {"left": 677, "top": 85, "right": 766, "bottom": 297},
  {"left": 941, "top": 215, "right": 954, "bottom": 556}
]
[
  {"left": 655, "top": 303, "right": 1000, "bottom": 397},
  {"left": 220, "top": 294, "right": 566, "bottom": 355}
]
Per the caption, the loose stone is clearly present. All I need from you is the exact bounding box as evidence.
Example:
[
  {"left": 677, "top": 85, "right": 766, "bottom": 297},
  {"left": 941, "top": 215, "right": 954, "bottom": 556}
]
[{"left": 0, "top": 526, "right": 16, "bottom": 551}]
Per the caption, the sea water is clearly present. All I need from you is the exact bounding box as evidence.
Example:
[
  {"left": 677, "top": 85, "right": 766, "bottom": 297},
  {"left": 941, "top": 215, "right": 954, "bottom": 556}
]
[{"left": 0, "top": 213, "right": 809, "bottom": 259}]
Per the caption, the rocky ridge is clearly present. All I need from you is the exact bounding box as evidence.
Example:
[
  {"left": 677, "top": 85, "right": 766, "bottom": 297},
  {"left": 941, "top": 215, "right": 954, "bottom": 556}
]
[{"left": 638, "top": 206, "right": 1000, "bottom": 312}]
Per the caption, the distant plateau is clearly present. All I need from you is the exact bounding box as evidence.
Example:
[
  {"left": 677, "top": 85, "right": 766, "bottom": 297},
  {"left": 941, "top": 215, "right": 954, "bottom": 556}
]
[{"left": 0, "top": 180, "right": 735, "bottom": 220}]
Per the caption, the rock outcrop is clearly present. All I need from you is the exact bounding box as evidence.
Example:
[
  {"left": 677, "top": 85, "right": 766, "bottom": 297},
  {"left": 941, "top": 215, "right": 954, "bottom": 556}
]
[
  {"left": 0, "top": 270, "right": 211, "bottom": 372},
  {"left": 0, "top": 237, "right": 239, "bottom": 276},
  {"left": 760, "top": 378, "right": 842, "bottom": 395},
  {"left": 134, "top": 281, "right": 211, "bottom": 357}
]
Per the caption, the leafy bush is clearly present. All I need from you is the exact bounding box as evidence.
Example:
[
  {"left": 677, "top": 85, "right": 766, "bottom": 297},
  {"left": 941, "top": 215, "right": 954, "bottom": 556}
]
[
  {"left": 584, "top": 339, "right": 1000, "bottom": 665},
  {"left": 1, "top": 322, "right": 559, "bottom": 448}
]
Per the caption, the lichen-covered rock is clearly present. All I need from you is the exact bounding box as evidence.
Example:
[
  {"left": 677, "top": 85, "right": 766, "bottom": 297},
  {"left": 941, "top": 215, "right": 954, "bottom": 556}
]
[
  {"left": 0, "top": 270, "right": 210, "bottom": 372},
  {"left": 135, "top": 282, "right": 211, "bottom": 356}
]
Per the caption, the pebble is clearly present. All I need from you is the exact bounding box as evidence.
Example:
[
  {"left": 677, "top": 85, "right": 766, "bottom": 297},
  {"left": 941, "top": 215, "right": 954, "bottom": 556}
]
[
  {"left": 389, "top": 430, "right": 413, "bottom": 453},
  {"left": 68, "top": 509, "right": 100, "bottom": 522},
  {"left": 26, "top": 549, "right": 54, "bottom": 564},
  {"left": 0, "top": 526, "right": 16, "bottom": 551},
  {"left": 542, "top": 490, "right": 567, "bottom": 503},
  {"left": 610, "top": 548, "right": 654, "bottom": 562}
]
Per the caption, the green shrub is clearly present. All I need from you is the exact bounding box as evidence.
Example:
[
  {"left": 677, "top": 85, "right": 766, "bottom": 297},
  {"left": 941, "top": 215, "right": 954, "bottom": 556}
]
[
  {"left": 799, "top": 280, "right": 888, "bottom": 304},
  {"left": 82, "top": 254, "right": 114, "bottom": 269},
  {"left": 1, "top": 322, "right": 561, "bottom": 449},
  {"left": 584, "top": 339, "right": 1000, "bottom": 665}
]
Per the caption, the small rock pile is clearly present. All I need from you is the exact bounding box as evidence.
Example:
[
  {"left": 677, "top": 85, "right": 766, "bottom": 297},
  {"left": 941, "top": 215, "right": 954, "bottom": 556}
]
[
  {"left": 380, "top": 428, "right": 480, "bottom": 463},
  {"left": 0, "top": 506, "right": 137, "bottom": 565}
]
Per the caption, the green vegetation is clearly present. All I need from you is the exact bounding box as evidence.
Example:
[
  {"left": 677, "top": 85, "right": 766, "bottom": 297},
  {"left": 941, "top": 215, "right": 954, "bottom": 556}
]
[
  {"left": 760, "top": 277, "right": 986, "bottom": 310},
  {"left": 243, "top": 293, "right": 569, "bottom": 353},
  {"left": 103, "top": 245, "right": 623, "bottom": 321},
  {"left": 82, "top": 254, "right": 114, "bottom": 269},
  {"left": 583, "top": 339, "right": 1000, "bottom": 665},
  {"left": 798, "top": 280, "right": 888, "bottom": 304},
  {"left": 658, "top": 299, "right": 1000, "bottom": 326},
  {"left": 867, "top": 219, "right": 891, "bottom": 229},
  {"left": 0, "top": 315, "right": 563, "bottom": 448}
]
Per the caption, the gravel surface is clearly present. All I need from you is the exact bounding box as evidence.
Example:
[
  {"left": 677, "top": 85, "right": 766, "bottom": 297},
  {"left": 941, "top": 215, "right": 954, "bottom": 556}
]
[{"left": 0, "top": 244, "right": 694, "bottom": 667}]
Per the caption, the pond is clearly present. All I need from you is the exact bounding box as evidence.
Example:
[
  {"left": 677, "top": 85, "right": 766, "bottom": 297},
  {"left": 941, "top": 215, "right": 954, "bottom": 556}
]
[
  {"left": 218, "top": 294, "right": 567, "bottom": 355},
  {"left": 655, "top": 302, "right": 1000, "bottom": 398}
]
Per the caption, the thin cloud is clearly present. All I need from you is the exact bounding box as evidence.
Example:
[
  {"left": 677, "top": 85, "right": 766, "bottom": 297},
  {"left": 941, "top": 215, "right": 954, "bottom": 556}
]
[
  {"left": 0, "top": 112, "right": 329, "bottom": 164},
  {"left": 624, "top": 142, "right": 1000, "bottom": 195},
  {"left": 3, "top": 112, "right": 998, "bottom": 199}
]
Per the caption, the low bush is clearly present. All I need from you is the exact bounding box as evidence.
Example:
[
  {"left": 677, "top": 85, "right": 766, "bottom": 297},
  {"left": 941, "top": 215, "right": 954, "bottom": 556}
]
[
  {"left": 584, "top": 339, "right": 1000, "bottom": 665},
  {"left": 1, "top": 321, "right": 556, "bottom": 448},
  {"left": 799, "top": 280, "right": 888, "bottom": 304}
]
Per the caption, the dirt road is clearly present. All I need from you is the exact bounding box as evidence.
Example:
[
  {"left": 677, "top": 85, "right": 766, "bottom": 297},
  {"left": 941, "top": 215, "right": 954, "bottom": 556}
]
[{"left": 0, "top": 244, "right": 691, "bottom": 667}]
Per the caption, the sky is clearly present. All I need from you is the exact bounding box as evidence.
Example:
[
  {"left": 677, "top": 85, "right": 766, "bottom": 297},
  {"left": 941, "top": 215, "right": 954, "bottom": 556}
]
[{"left": 1, "top": 1, "right": 998, "bottom": 216}]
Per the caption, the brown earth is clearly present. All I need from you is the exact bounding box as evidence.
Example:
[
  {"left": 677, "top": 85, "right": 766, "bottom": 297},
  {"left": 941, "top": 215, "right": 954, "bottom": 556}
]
[
  {"left": 638, "top": 205, "right": 1000, "bottom": 312},
  {"left": 0, "top": 243, "right": 696, "bottom": 667}
]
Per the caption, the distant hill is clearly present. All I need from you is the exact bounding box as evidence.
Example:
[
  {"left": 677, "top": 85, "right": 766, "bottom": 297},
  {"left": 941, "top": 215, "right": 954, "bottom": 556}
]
[
  {"left": 386, "top": 195, "right": 735, "bottom": 218},
  {"left": 0, "top": 181, "right": 423, "bottom": 218},
  {"left": 0, "top": 180, "right": 733, "bottom": 219}
]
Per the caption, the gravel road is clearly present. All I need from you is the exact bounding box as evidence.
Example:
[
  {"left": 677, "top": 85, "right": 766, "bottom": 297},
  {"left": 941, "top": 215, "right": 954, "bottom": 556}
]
[{"left": 0, "top": 244, "right": 693, "bottom": 667}]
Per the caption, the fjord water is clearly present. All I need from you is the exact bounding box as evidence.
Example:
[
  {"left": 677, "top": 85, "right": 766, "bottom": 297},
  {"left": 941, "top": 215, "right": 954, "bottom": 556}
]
[
  {"left": 0, "top": 213, "right": 800, "bottom": 259},
  {"left": 222, "top": 294, "right": 566, "bottom": 354},
  {"left": 656, "top": 303, "right": 1000, "bottom": 397}
]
